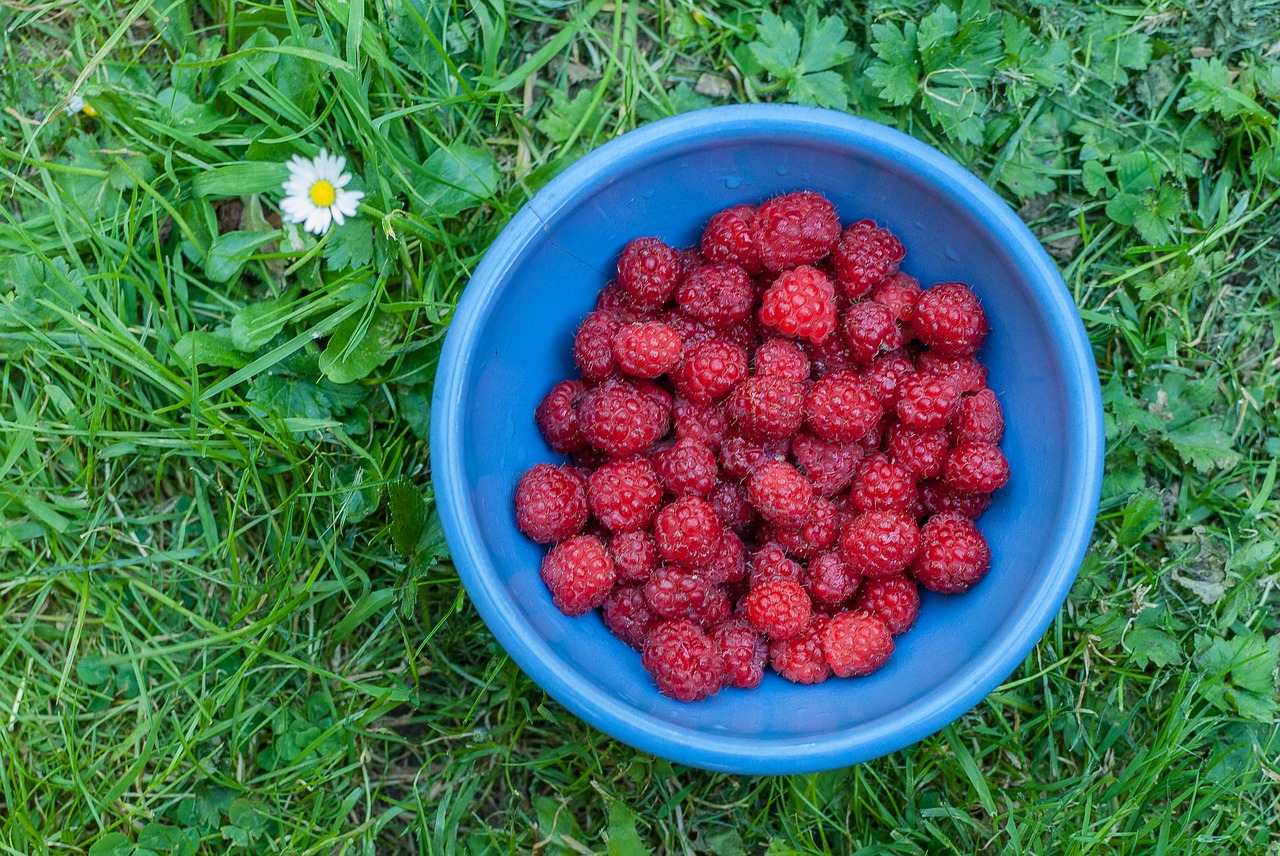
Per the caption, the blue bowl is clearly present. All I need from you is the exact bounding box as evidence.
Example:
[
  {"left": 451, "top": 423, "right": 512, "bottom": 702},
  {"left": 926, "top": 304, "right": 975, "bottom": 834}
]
[{"left": 430, "top": 104, "right": 1103, "bottom": 774}]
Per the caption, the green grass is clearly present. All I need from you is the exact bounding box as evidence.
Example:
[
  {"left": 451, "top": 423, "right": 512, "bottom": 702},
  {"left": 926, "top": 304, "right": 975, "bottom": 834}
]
[{"left": 1, "top": 0, "right": 1279, "bottom": 853}]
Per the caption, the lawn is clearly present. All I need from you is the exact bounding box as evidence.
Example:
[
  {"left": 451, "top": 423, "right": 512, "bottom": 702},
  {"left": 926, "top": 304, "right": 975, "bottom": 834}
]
[{"left": 1, "top": 0, "right": 1279, "bottom": 853}]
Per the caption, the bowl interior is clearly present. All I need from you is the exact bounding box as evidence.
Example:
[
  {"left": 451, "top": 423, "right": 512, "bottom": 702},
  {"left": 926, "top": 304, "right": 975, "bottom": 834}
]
[{"left": 434, "top": 107, "right": 1101, "bottom": 773}]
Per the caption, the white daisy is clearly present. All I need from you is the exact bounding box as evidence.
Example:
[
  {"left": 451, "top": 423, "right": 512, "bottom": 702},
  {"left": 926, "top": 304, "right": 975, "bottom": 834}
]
[
  {"left": 67, "top": 94, "right": 96, "bottom": 116},
  {"left": 280, "top": 149, "right": 364, "bottom": 236}
]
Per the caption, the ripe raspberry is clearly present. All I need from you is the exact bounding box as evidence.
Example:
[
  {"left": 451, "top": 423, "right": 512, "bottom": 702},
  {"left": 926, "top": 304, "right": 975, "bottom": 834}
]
[
  {"left": 919, "top": 479, "right": 993, "bottom": 519},
  {"left": 704, "top": 530, "right": 747, "bottom": 584},
  {"left": 709, "top": 479, "right": 758, "bottom": 535},
  {"left": 539, "top": 535, "right": 616, "bottom": 616},
  {"left": 616, "top": 237, "right": 681, "bottom": 310},
  {"left": 672, "top": 339, "right": 749, "bottom": 404},
  {"left": 804, "top": 550, "right": 860, "bottom": 606},
  {"left": 602, "top": 584, "right": 657, "bottom": 649},
  {"left": 791, "top": 431, "right": 863, "bottom": 497},
  {"left": 821, "top": 611, "right": 893, "bottom": 677},
  {"left": 840, "top": 301, "right": 903, "bottom": 365},
  {"left": 611, "top": 322, "right": 682, "bottom": 378},
  {"left": 747, "top": 460, "right": 815, "bottom": 528},
  {"left": 871, "top": 272, "right": 921, "bottom": 323},
  {"left": 886, "top": 422, "right": 950, "bottom": 479},
  {"left": 951, "top": 389, "right": 1005, "bottom": 446},
  {"left": 573, "top": 310, "right": 621, "bottom": 381},
  {"left": 653, "top": 438, "right": 717, "bottom": 498},
  {"left": 587, "top": 455, "right": 663, "bottom": 534},
  {"left": 896, "top": 371, "right": 962, "bottom": 430},
  {"left": 838, "top": 510, "right": 920, "bottom": 579},
  {"left": 609, "top": 530, "right": 660, "bottom": 583},
  {"left": 805, "top": 371, "right": 883, "bottom": 443},
  {"left": 535, "top": 379, "right": 588, "bottom": 454},
  {"left": 916, "top": 352, "right": 988, "bottom": 393},
  {"left": 515, "top": 464, "right": 590, "bottom": 544},
  {"left": 701, "top": 205, "right": 764, "bottom": 275},
  {"left": 596, "top": 279, "right": 656, "bottom": 324},
  {"left": 571, "top": 445, "right": 611, "bottom": 470},
  {"left": 676, "top": 263, "right": 754, "bottom": 329},
  {"left": 579, "top": 381, "right": 669, "bottom": 456},
  {"left": 633, "top": 378, "right": 673, "bottom": 410},
  {"left": 728, "top": 375, "right": 806, "bottom": 441},
  {"left": 770, "top": 495, "right": 840, "bottom": 559},
  {"left": 653, "top": 497, "right": 723, "bottom": 567},
  {"left": 831, "top": 220, "right": 906, "bottom": 299},
  {"left": 853, "top": 576, "right": 919, "bottom": 636},
  {"left": 673, "top": 397, "right": 730, "bottom": 449},
  {"left": 758, "top": 266, "right": 838, "bottom": 343},
  {"left": 848, "top": 454, "right": 918, "bottom": 514},
  {"left": 719, "top": 435, "right": 789, "bottom": 481},
  {"left": 770, "top": 615, "right": 831, "bottom": 683},
  {"left": 753, "top": 338, "right": 811, "bottom": 380},
  {"left": 862, "top": 350, "right": 917, "bottom": 409},
  {"left": 641, "top": 619, "right": 725, "bottom": 702},
  {"left": 912, "top": 512, "right": 991, "bottom": 593},
  {"left": 677, "top": 246, "right": 704, "bottom": 278},
  {"left": 710, "top": 618, "right": 768, "bottom": 688},
  {"left": 743, "top": 578, "right": 812, "bottom": 640},
  {"left": 913, "top": 282, "right": 988, "bottom": 357},
  {"left": 945, "top": 443, "right": 1010, "bottom": 494},
  {"left": 806, "top": 333, "right": 858, "bottom": 377},
  {"left": 644, "top": 566, "right": 731, "bottom": 627},
  {"left": 747, "top": 541, "right": 804, "bottom": 586},
  {"left": 752, "top": 191, "right": 841, "bottom": 272}
]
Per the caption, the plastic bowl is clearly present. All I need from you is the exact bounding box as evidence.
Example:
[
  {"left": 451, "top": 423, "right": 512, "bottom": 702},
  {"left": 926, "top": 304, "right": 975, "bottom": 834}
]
[{"left": 430, "top": 104, "right": 1103, "bottom": 774}]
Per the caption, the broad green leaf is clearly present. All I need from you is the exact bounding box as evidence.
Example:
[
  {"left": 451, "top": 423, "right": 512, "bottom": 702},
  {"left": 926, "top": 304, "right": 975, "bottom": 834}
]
[
  {"left": 0, "top": 255, "right": 85, "bottom": 330},
  {"left": 88, "top": 833, "right": 134, "bottom": 856},
  {"left": 204, "top": 230, "right": 279, "bottom": 283},
  {"left": 172, "top": 330, "right": 249, "bottom": 369},
  {"left": 230, "top": 293, "right": 294, "bottom": 351},
  {"left": 248, "top": 375, "right": 346, "bottom": 423},
  {"left": 415, "top": 143, "right": 499, "bottom": 218},
  {"left": 107, "top": 155, "right": 156, "bottom": 190},
  {"left": 1195, "top": 633, "right": 1280, "bottom": 720},
  {"left": 191, "top": 163, "right": 290, "bottom": 199},
  {"left": 867, "top": 22, "right": 919, "bottom": 105},
  {"left": 796, "top": 10, "right": 855, "bottom": 74},
  {"left": 324, "top": 217, "right": 375, "bottom": 272},
  {"left": 1081, "top": 160, "right": 1114, "bottom": 197},
  {"left": 1116, "top": 489, "right": 1162, "bottom": 546},
  {"left": 1132, "top": 186, "right": 1182, "bottom": 245},
  {"left": 387, "top": 480, "right": 428, "bottom": 557},
  {"left": 536, "top": 88, "right": 606, "bottom": 144},
  {"left": 1126, "top": 627, "right": 1182, "bottom": 668},
  {"left": 789, "top": 69, "right": 848, "bottom": 109},
  {"left": 137, "top": 824, "right": 198, "bottom": 856},
  {"left": 747, "top": 12, "right": 801, "bottom": 79},
  {"left": 1167, "top": 415, "right": 1242, "bottom": 473},
  {"left": 605, "top": 801, "right": 651, "bottom": 856},
  {"left": 77, "top": 654, "right": 113, "bottom": 686},
  {"left": 318, "top": 310, "right": 401, "bottom": 384},
  {"left": 1080, "top": 14, "right": 1151, "bottom": 87}
]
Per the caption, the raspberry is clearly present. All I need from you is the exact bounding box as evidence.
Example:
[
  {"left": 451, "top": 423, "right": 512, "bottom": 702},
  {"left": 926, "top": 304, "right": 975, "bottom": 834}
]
[
  {"left": 704, "top": 530, "right": 747, "bottom": 584},
  {"left": 676, "top": 263, "right": 754, "bottom": 329},
  {"left": 838, "top": 510, "right": 920, "bottom": 579},
  {"left": 791, "top": 431, "right": 863, "bottom": 497},
  {"left": 769, "top": 615, "right": 831, "bottom": 683},
  {"left": 919, "top": 479, "right": 993, "bottom": 519},
  {"left": 611, "top": 322, "right": 683, "bottom": 378},
  {"left": 758, "top": 266, "right": 838, "bottom": 343},
  {"left": 805, "top": 371, "right": 883, "bottom": 443},
  {"left": 672, "top": 339, "right": 749, "bottom": 404},
  {"left": 587, "top": 455, "right": 663, "bottom": 534},
  {"left": 896, "top": 371, "right": 962, "bottom": 430},
  {"left": 840, "top": 301, "right": 903, "bottom": 365},
  {"left": 710, "top": 618, "right": 768, "bottom": 688},
  {"left": 913, "top": 282, "right": 988, "bottom": 357},
  {"left": 535, "top": 379, "right": 588, "bottom": 454},
  {"left": 853, "top": 576, "right": 919, "bottom": 636},
  {"left": 804, "top": 550, "right": 860, "bottom": 606},
  {"left": 579, "top": 381, "right": 669, "bottom": 456},
  {"left": 951, "top": 389, "right": 1005, "bottom": 446},
  {"left": 709, "top": 479, "right": 758, "bottom": 535},
  {"left": 602, "top": 585, "right": 657, "bottom": 649},
  {"left": 945, "top": 443, "right": 1010, "bottom": 494},
  {"left": 862, "top": 350, "right": 917, "bottom": 409},
  {"left": 806, "top": 334, "right": 858, "bottom": 377},
  {"left": 821, "top": 611, "right": 893, "bottom": 677},
  {"left": 770, "top": 495, "right": 840, "bottom": 559},
  {"left": 701, "top": 205, "right": 764, "bottom": 275},
  {"left": 871, "top": 272, "right": 921, "bottom": 322},
  {"left": 743, "top": 578, "right": 812, "bottom": 640},
  {"left": 571, "top": 445, "right": 611, "bottom": 470},
  {"left": 573, "top": 310, "right": 621, "bottom": 381},
  {"left": 831, "top": 220, "right": 906, "bottom": 299},
  {"left": 886, "top": 422, "right": 950, "bottom": 479},
  {"left": 719, "top": 434, "right": 789, "bottom": 481},
  {"left": 746, "top": 460, "right": 815, "bottom": 529},
  {"left": 912, "top": 512, "right": 991, "bottom": 593},
  {"left": 673, "top": 397, "right": 730, "bottom": 449},
  {"left": 753, "top": 191, "right": 841, "bottom": 272},
  {"left": 641, "top": 619, "right": 725, "bottom": 702},
  {"left": 848, "top": 454, "right": 918, "bottom": 514},
  {"left": 617, "top": 237, "right": 681, "bottom": 310},
  {"left": 677, "top": 246, "right": 704, "bottom": 279},
  {"left": 747, "top": 541, "right": 804, "bottom": 586},
  {"left": 644, "top": 566, "right": 731, "bottom": 627},
  {"left": 653, "top": 438, "right": 717, "bottom": 498},
  {"left": 653, "top": 496, "right": 723, "bottom": 567},
  {"left": 753, "top": 338, "right": 811, "bottom": 380},
  {"left": 633, "top": 378, "right": 673, "bottom": 411},
  {"left": 596, "top": 279, "right": 656, "bottom": 324},
  {"left": 515, "top": 463, "right": 590, "bottom": 543},
  {"left": 609, "top": 530, "right": 660, "bottom": 583},
  {"left": 539, "top": 535, "right": 616, "bottom": 616},
  {"left": 728, "top": 375, "right": 806, "bottom": 441},
  {"left": 916, "top": 352, "right": 988, "bottom": 393}
]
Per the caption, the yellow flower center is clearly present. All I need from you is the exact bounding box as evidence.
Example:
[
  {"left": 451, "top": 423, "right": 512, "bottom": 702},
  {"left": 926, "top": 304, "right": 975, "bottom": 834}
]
[
  {"left": 82, "top": 104, "right": 98, "bottom": 117},
  {"left": 309, "top": 180, "right": 336, "bottom": 207}
]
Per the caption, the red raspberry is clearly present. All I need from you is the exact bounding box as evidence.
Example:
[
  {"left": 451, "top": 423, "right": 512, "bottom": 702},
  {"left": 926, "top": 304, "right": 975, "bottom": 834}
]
[
  {"left": 952, "top": 389, "right": 1005, "bottom": 446},
  {"left": 743, "top": 578, "right": 812, "bottom": 640},
  {"left": 753, "top": 338, "right": 811, "bottom": 380},
  {"left": 747, "top": 541, "right": 804, "bottom": 586},
  {"left": 515, "top": 463, "right": 590, "bottom": 543},
  {"left": 945, "top": 443, "right": 1010, "bottom": 494},
  {"left": 617, "top": 237, "right": 681, "bottom": 310},
  {"left": 770, "top": 495, "right": 840, "bottom": 559},
  {"left": 676, "top": 263, "right": 754, "bottom": 329},
  {"left": 870, "top": 272, "right": 920, "bottom": 322},
  {"left": 609, "top": 530, "right": 660, "bottom": 583},
  {"left": 896, "top": 371, "right": 962, "bottom": 430},
  {"left": 596, "top": 279, "right": 656, "bottom": 324},
  {"left": 830, "top": 220, "right": 906, "bottom": 299},
  {"left": 913, "top": 282, "right": 988, "bottom": 357},
  {"left": 602, "top": 584, "right": 657, "bottom": 649},
  {"left": 916, "top": 352, "right": 988, "bottom": 393},
  {"left": 848, "top": 454, "right": 918, "bottom": 514},
  {"left": 611, "top": 322, "right": 682, "bottom": 378},
  {"left": 579, "top": 381, "right": 669, "bottom": 456},
  {"left": 677, "top": 246, "right": 704, "bottom": 278},
  {"left": 853, "top": 575, "right": 919, "bottom": 636},
  {"left": 805, "top": 371, "right": 883, "bottom": 443},
  {"left": 663, "top": 309, "right": 717, "bottom": 347},
  {"left": 838, "top": 510, "right": 920, "bottom": 579},
  {"left": 804, "top": 550, "right": 861, "bottom": 606},
  {"left": 701, "top": 205, "right": 764, "bottom": 275},
  {"left": 758, "top": 266, "right": 838, "bottom": 343},
  {"left": 747, "top": 460, "right": 814, "bottom": 528},
  {"left": 752, "top": 191, "right": 841, "bottom": 272},
  {"left": 571, "top": 445, "right": 611, "bottom": 470},
  {"left": 653, "top": 497, "right": 723, "bottom": 567},
  {"left": 710, "top": 618, "right": 768, "bottom": 688},
  {"left": 633, "top": 378, "right": 673, "bottom": 410},
  {"left": 673, "top": 397, "right": 730, "bottom": 449},
  {"left": 539, "top": 535, "right": 616, "bottom": 616},
  {"left": 709, "top": 479, "right": 758, "bottom": 535},
  {"left": 912, "top": 513, "right": 991, "bottom": 593},
  {"left": 806, "top": 334, "right": 858, "bottom": 376},
  {"left": 573, "top": 310, "right": 621, "bottom": 381},
  {"left": 840, "top": 301, "right": 903, "bottom": 365},
  {"left": 587, "top": 455, "right": 663, "bottom": 534},
  {"left": 862, "top": 350, "right": 917, "bottom": 409},
  {"left": 728, "top": 375, "right": 806, "bottom": 441},
  {"left": 770, "top": 615, "right": 831, "bottom": 683},
  {"left": 791, "top": 431, "right": 863, "bottom": 497},
  {"left": 821, "top": 611, "right": 893, "bottom": 677},
  {"left": 886, "top": 422, "right": 950, "bottom": 479},
  {"left": 644, "top": 566, "right": 731, "bottom": 627},
  {"left": 641, "top": 619, "right": 725, "bottom": 702},
  {"left": 719, "top": 435, "right": 789, "bottom": 481},
  {"left": 653, "top": 438, "right": 717, "bottom": 498},
  {"left": 704, "top": 530, "right": 747, "bottom": 584},
  {"left": 535, "top": 379, "right": 588, "bottom": 454},
  {"left": 919, "top": 479, "right": 993, "bottom": 519},
  {"left": 672, "top": 339, "right": 748, "bottom": 404}
]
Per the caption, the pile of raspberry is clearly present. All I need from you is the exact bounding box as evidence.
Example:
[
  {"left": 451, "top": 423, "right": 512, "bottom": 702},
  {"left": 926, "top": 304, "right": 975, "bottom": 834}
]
[{"left": 514, "top": 191, "right": 1008, "bottom": 702}]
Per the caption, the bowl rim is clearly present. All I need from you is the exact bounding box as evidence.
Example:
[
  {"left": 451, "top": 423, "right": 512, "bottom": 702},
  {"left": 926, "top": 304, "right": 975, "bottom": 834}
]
[{"left": 430, "top": 103, "right": 1105, "bottom": 774}]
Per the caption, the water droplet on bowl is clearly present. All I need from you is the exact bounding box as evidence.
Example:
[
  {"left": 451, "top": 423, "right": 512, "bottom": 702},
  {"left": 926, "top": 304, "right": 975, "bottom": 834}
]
[
  {"left": 943, "top": 245, "right": 959, "bottom": 261},
  {"left": 776, "top": 166, "right": 788, "bottom": 176},
  {"left": 724, "top": 175, "right": 743, "bottom": 189},
  {"left": 641, "top": 189, "right": 655, "bottom": 199}
]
